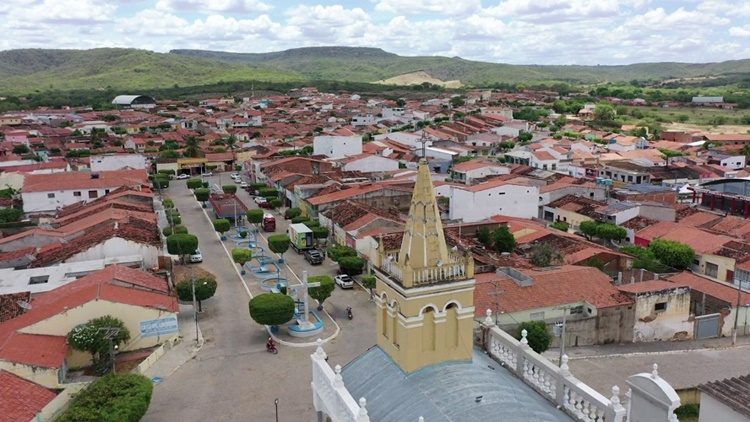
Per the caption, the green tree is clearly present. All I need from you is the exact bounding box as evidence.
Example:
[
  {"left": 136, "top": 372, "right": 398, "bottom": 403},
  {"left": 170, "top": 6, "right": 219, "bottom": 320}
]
[
  {"left": 186, "top": 178, "right": 203, "bottom": 190},
  {"left": 492, "top": 226, "right": 516, "bottom": 253},
  {"left": 549, "top": 221, "right": 569, "bottom": 232},
  {"left": 12, "top": 144, "right": 30, "bottom": 154},
  {"left": 285, "top": 207, "right": 302, "bottom": 219},
  {"left": 246, "top": 209, "right": 264, "bottom": 231},
  {"left": 529, "top": 243, "right": 564, "bottom": 267},
  {"left": 308, "top": 275, "right": 336, "bottom": 310},
  {"left": 222, "top": 185, "right": 237, "bottom": 195},
  {"left": 327, "top": 245, "right": 357, "bottom": 262},
  {"left": 162, "top": 199, "right": 175, "bottom": 209},
  {"left": 269, "top": 198, "right": 283, "bottom": 209},
  {"left": 213, "top": 218, "right": 231, "bottom": 238},
  {"left": 153, "top": 175, "right": 169, "bottom": 189},
  {"left": 232, "top": 248, "right": 253, "bottom": 273},
  {"left": 593, "top": 104, "right": 615, "bottom": 123},
  {"left": 0, "top": 208, "right": 23, "bottom": 223},
  {"left": 450, "top": 96, "right": 465, "bottom": 108},
  {"left": 248, "top": 293, "right": 295, "bottom": 326},
  {"left": 742, "top": 143, "right": 750, "bottom": 158},
  {"left": 339, "top": 256, "right": 365, "bottom": 275},
  {"left": 362, "top": 274, "right": 376, "bottom": 299},
  {"left": 676, "top": 114, "right": 690, "bottom": 123},
  {"left": 176, "top": 276, "right": 218, "bottom": 312},
  {"left": 579, "top": 221, "right": 599, "bottom": 239},
  {"left": 312, "top": 227, "right": 329, "bottom": 240},
  {"left": 476, "top": 226, "right": 492, "bottom": 248},
  {"left": 183, "top": 135, "right": 201, "bottom": 158},
  {"left": 291, "top": 216, "right": 311, "bottom": 224},
  {"left": 259, "top": 188, "right": 278, "bottom": 198},
  {"left": 58, "top": 374, "right": 153, "bottom": 422},
  {"left": 267, "top": 234, "right": 291, "bottom": 261},
  {"left": 223, "top": 134, "right": 238, "bottom": 165},
  {"left": 595, "top": 224, "right": 627, "bottom": 241},
  {"left": 194, "top": 187, "right": 210, "bottom": 206},
  {"left": 649, "top": 239, "right": 695, "bottom": 270},
  {"left": 515, "top": 320, "right": 552, "bottom": 354},
  {"left": 67, "top": 315, "right": 131, "bottom": 364},
  {"left": 162, "top": 225, "right": 188, "bottom": 236},
  {"left": 166, "top": 233, "right": 199, "bottom": 263}
]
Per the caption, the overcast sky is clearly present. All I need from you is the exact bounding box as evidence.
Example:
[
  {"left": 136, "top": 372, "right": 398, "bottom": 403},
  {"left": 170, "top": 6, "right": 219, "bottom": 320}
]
[{"left": 1, "top": 0, "right": 749, "bottom": 65}]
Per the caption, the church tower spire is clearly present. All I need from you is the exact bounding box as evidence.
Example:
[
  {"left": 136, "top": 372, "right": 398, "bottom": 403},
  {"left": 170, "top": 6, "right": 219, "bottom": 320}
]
[{"left": 373, "top": 158, "right": 476, "bottom": 374}]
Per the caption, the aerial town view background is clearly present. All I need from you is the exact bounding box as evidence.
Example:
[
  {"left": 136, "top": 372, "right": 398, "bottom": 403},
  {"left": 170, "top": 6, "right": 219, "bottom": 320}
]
[{"left": 1, "top": 1, "right": 750, "bottom": 422}]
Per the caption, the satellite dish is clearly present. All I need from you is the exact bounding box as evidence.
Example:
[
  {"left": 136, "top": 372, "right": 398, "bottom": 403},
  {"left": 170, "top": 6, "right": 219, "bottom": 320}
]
[{"left": 16, "top": 300, "right": 32, "bottom": 310}]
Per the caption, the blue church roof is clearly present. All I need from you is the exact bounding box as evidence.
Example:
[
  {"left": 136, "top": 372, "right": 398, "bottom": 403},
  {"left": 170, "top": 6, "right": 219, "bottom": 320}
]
[{"left": 340, "top": 346, "right": 573, "bottom": 422}]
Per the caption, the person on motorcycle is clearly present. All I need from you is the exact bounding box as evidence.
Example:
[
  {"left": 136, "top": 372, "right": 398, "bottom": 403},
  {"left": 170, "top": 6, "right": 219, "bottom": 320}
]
[{"left": 267, "top": 337, "right": 276, "bottom": 350}]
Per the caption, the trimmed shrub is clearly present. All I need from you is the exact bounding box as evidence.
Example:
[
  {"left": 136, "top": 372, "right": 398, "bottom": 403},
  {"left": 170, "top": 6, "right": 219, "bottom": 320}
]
[
  {"left": 162, "top": 225, "right": 188, "bottom": 236},
  {"left": 284, "top": 207, "right": 302, "bottom": 219},
  {"left": 304, "top": 220, "right": 320, "bottom": 228},
  {"left": 259, "top": 188, "right": 278, "bottom": 198},
  {"left": 186, "top": 178, "right": 203, "bottom": 190},
  {"left": 248, "top": 293, "right": 295, "bottom": 326},
  {"left": 222, "top": 185, "right": 237, "bottom": 195},
  {"left": 312, "top": 227, "right": 329, "bottom": 239},
  {"left": 269, "top": 198, "right": 282, "bottom": 209},
  {"left": 291, "top": 216, "right": 310, "bottom": 224},
  {"left": 176, "top": 276, "right": 218, "bottom": 312},
  {"left": 58, "top": 374, "right": 153, "bottom": 422},
  {"left": 328, "top": 245, "right": 357, "bottom": 262}
]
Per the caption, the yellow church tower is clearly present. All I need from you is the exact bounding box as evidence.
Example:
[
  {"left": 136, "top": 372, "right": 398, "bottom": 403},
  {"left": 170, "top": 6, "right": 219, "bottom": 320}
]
[{"left": 373, "top": 157, "right": 476, "bottom": 374}]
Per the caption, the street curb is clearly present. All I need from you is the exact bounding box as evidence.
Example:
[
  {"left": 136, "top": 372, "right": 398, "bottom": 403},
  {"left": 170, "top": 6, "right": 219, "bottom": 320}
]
[
  {"left": 558, "top": 343, "right": 750, "bottom": 361},
  {"left": 199, "top": 199, "right": 341, "bottom": 348}
]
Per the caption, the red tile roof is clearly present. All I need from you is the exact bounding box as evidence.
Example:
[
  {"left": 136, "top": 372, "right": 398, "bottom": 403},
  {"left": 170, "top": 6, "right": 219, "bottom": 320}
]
[
  {"left": 474, "top": 266, "right": 633, "bottom": 316},
  {"left": 667, "top": 272, "right": 750, "bottom": 305},
  {"left": 23, "top": 169, "right": 148, "bottom": 193},
  {"left": 0, "top": 370, "right": 57, "bottom": 421},
  {"left": 618, "top": 280, "right": 688, "bottom": 294},
  {"left": 0, "top": 265, "right": 178, "bottom": 368}
]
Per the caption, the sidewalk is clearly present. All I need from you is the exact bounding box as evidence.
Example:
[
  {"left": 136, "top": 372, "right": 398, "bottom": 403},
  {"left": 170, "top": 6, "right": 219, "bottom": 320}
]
[
  {"left": 542, "top": 334, "right": 750, "bottom": 361},
  {"left": 142, "top": 304, "right": 203, "bottom": 380}
]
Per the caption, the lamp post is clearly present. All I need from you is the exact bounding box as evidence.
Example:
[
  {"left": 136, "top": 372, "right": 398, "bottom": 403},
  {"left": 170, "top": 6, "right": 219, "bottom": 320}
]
[
  {"left": 191, "top": 270, "right": 206, "bottom": 344},
  {"left": 733, "top": 281, "right": 745, "bottom": 345},
  {"left": 274, "top": 398, "right": 279, "bottom": 422},
  {"left": 98, "top": 327, "right": 121, "bottom": 374}
]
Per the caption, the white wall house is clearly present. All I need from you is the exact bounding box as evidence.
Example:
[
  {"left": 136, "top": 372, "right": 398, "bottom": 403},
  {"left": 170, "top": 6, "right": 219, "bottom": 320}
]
[
  {"left": 313, "top": 135, "right": 363, "bottom": 158},
  {"left": 22, "top": 170, "right": 148, "bottom": 214},
  {"left": 351, "top": 114, "right": 377, "bottom": 127},
  {"left": 90, "top": 154, "right": 148, "bottom": 172},
  {"left": 373, "top": 132, "right": 426, "bottom": 150},
  {"left": 65, "top": 237, "right": 160, "bottom": 269},
  {"left": 342, "top": 155, "right": 400, "bottom": 173},
  {"left": 530, "top": 151, "right": 559, "bottom": 171},
  {"left": 449, "top": 181, "right": 539, "bottom": 223}
]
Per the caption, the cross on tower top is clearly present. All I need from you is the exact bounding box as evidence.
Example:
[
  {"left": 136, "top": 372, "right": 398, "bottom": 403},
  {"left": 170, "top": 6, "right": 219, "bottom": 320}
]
[{"left": 418, "top": 132, "right": 429, "bottom": 164}]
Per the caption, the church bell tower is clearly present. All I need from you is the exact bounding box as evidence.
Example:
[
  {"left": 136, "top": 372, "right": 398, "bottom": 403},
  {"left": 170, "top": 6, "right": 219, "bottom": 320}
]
[{"left": 373, "top": 157, "right": 475, "bottom": 374}]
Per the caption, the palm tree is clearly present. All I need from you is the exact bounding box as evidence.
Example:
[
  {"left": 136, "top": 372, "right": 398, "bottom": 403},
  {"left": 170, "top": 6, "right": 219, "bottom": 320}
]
[
  {"left": 183, "top": 135, "right": 201, "bottom": 158},
  {"left": 223, "top": 135, "right": 238, "bottom": 168}
]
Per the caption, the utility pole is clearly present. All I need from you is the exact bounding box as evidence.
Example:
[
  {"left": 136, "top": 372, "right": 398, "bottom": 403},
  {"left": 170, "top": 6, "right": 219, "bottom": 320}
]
[
  {"left": 98, "top": 327, "right": 121, "bottom": 374},
  {"left": 489, "top": 281, "right": 504, "bottom": 325},
  {"left": 553, "top": 305, "right": 577, "bottom": 367},
  {"left": 191, "top": 269, "right": 200, "bottom": 345},
  {"left": 733, "top": 281, "right": 745, "bottom": 345}
]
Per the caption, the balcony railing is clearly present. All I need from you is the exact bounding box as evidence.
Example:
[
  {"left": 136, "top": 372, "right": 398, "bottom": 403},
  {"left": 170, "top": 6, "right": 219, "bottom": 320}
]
[
  {"left": 380, "top": 251, "right": 468, "bottom": 287},
  {"left": 481, "top": 312, "right": 626, "bottom": 422}
]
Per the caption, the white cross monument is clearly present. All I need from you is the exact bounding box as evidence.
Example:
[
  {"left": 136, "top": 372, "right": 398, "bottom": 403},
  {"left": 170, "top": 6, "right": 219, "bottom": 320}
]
[{"left": 290, "top": 270, "right": 320, "bottom": 329}]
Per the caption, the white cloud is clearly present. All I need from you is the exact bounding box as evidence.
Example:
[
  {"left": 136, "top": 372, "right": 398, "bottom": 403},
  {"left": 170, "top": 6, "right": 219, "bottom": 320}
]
[
  {"left": 9, "top": 0, "right": 117, "bottom": 24},
  {"left": 374, "top": 0, "right": 481, "bottom": 16},
  {"left": 155, "top": 0, "right": 271, "bottom": 14},
  {"left": 730, "top": 25, "right": 750, "bottom": 38}
]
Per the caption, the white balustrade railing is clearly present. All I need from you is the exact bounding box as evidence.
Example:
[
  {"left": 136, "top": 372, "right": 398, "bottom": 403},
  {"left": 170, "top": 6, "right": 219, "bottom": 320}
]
[
  {"left": 482, "top": 312, "right": 625, "bottom": 422},
  {"left": 311, "top": 340, "right": 369, "bottom": 422}
]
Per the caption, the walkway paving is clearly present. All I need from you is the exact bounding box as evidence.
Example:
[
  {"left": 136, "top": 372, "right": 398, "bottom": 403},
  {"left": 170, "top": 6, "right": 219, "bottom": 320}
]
[
  {"left": 141, "top": 304, "right": 203, "bottom": 381},
  {"left": 542, "top": 336, "right": 750, "bottom": 397}
]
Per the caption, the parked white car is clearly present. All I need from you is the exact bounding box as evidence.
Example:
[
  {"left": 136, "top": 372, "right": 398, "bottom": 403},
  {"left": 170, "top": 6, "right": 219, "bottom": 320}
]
[
  {"left": 190, "top": 249, "right": 203, "bottom": 263},
  {"left": 176, "top": 174, "right": 190, "bottom": 180},
  {"left": 334, "top": 274, "right": 354, "bottom": 289}
]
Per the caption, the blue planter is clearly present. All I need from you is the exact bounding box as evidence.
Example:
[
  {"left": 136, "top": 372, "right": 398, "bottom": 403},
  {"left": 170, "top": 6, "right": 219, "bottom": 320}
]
[
  {"left": 220, "top": 235, "right": 227, "bottom": 241},
  {"left": 241, "top": 269, "right": 246, "bottom": 275},
  {"left": 202, "top": 203, "right": 207, "bottom": 208},
  {"left": 270, "top": 325, "right": 280, "bottom": 333},
  {"left": 278, "top": 258, "right": 284, "bottom": 264}
]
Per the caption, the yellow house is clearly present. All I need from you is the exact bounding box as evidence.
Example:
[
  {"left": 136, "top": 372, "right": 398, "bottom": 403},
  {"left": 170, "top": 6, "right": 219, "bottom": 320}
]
[
  {"left": 0, "top": 265, "right": 178, "bottom": 389},
  {"left": 372, "top": 158, "right": 476, "bottom": 374}
]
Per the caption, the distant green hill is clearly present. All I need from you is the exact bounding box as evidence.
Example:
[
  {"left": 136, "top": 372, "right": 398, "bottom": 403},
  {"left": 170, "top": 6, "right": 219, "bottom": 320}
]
[
  {"left": 0, "top": 48, "right": 303, "bottom": 94},
  {"left": 171, "top": 47, "right": 750, "bottom": 86},
  {"left": 0, "top": 46, "right": 748, "bottom": 95}
]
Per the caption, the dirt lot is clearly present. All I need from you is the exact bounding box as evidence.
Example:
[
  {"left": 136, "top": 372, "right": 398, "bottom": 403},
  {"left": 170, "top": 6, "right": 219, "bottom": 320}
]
[
  {"left": 172, "top": 264, "right": 215, "bottom": 284},
  {"left": 666, "top": 122, "right": 750, "bottom": 135}
]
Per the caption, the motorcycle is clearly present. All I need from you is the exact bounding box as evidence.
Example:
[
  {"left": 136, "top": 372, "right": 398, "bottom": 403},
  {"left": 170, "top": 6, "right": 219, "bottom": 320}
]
[
  {"left": 346, "top": 306, "right": 353, "bottom": 320},
  {"left": 266, "top": 342, "right": 278, "bottom": 354}
]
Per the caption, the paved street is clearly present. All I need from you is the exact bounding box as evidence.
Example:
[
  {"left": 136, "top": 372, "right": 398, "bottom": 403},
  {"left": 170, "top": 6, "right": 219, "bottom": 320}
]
[{"left": 143, "top": 176, "right": 377, "bottom": 422}]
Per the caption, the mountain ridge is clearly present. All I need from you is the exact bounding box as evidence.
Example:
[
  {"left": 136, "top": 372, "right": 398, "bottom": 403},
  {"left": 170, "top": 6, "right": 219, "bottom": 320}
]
[{"left": 0, "top": 46, "right": 747, "bottom": 94}]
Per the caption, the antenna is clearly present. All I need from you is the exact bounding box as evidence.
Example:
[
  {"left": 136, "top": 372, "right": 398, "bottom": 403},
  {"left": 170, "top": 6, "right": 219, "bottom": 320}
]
[{"left": 16, "top": 300, "right": 32, "bottom": 310}]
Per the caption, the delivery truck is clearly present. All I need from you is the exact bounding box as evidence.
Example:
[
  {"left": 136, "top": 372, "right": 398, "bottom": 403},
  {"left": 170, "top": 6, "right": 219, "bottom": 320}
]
[
  {"left": 288, "top": 223, "right": 314, "bottom": 253},
  {"left": 262, "top": 214, "right": 276, "bottom": 232}
]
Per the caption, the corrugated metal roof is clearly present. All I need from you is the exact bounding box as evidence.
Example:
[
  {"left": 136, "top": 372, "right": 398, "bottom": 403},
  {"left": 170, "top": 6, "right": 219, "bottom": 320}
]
[{"left": 341, "top": 347, "right": 573, "bottom": 422}]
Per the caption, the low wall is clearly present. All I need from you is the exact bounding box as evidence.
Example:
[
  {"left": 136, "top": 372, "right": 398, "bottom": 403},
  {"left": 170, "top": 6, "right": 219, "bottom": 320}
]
[
  {"left": 131, "top": 334, "right": 179, "bottom": 375},
  {"left": 31, "top": 382, "right": 89, "bottom": 422}
]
